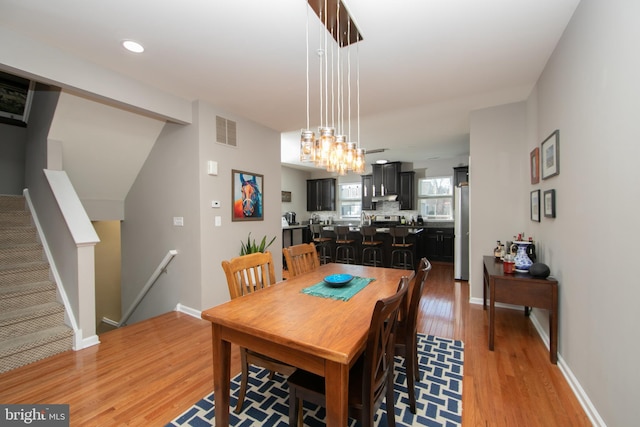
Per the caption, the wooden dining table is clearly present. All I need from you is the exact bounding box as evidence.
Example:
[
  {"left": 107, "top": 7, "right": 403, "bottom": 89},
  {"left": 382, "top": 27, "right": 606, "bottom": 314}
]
[{"left": 201, "top": 262, "right": 414, "bottom": 426}]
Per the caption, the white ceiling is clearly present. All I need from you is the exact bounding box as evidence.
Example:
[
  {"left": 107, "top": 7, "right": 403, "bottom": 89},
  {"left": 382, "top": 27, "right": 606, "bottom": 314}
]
[{"left": 1, "top": 0, "right": 580, "bottom": 169}]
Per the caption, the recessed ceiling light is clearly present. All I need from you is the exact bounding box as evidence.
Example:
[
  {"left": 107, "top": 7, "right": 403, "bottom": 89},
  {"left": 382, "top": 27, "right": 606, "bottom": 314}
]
[
  {"left": 122, "top": 40, "right": 144, "bottom": 53},
  {"left": 375, "top": 159, "right": 388, "bottom": 164}
]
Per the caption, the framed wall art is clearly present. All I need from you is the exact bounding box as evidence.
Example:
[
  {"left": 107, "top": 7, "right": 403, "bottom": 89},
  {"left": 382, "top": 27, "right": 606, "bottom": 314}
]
[
  {"left": 530, "top": 147, "right": 540, "bottom": 184},
  {"left": 541, "top": 130, "right": 560, "bottom": 179},
  {"left": 544, "top": 189, "right": 556, "bottom": 218},
  {"left": 530, "top": 189, "right": 540, "bottom": 222},
  {"left": 232, "top": 169, "right": 264, "bottom": 221}
]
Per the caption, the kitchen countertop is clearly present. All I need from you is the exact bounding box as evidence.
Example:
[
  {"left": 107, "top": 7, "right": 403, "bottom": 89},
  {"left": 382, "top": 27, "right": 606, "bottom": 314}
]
[
  {"left": 282, "top": 224, "right": 309, "bottom": 229},
  {"left": 319, "top": 225, "right": 424, "bottom": 234}
]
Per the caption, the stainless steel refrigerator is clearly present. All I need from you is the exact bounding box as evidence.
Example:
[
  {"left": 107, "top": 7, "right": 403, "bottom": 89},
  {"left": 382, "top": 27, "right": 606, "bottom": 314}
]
[{"left": 454, "top": 185, "right": 469, "bottom": 280}]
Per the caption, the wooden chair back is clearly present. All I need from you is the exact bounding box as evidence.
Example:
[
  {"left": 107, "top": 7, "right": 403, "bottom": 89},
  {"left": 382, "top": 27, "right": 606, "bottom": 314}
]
[
  {"left": 400, "top": 258, "right": 432, "bottom": 329},
  {"left": 221, "top": 251, "right": 276, "bottom": 300},
  {"left": 361, "top": 275, "right": 409, "bottom": 424},
  {"left": 283, "top": 243, "right": 320, "bottom": 278}
]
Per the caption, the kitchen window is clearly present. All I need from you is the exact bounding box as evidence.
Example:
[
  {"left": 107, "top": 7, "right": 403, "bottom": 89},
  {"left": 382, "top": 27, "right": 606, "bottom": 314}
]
[
  {"left": 339, "top": 183, "right": 362, "bottom": 219},
  {"left": 417, "top": 176, "right": 453, "bottom": 221}
]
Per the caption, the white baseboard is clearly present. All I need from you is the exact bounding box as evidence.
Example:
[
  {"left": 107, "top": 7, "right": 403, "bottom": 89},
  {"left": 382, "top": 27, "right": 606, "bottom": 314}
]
[
  {"left": 175, "top": 303, "right": 202, "bottom": 319},
  {"left": 72, "top": 329, "right": 99, "bottom": 350},
  {"left": 101, "top": 317, "right": 119, "bottom": 327}
]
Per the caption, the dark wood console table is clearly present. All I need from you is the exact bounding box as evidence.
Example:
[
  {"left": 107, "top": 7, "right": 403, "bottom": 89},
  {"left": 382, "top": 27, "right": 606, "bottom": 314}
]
[{"left": 483, "top": 256, "right": 558, "bottom": 364}]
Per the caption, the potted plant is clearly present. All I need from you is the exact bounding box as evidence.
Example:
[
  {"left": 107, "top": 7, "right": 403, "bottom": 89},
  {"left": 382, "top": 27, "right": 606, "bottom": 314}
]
[{"left": 239, "top": 232, "right": 276, "bottom": 255}]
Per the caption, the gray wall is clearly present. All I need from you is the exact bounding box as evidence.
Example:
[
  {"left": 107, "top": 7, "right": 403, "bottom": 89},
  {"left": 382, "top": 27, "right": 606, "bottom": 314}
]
[
  {"left": 470, "top": 0, "right": 639, "bottom": 425},
  {"left": 281, "top": 166, "right": 311, "bottom": 223},
  {"left": 532, "top": 0, "right": 639, "bottom": 424},
  {"left": 0, "top": 123, "right": 27, "bottom": 195},
  {"left": 121, "top": 100, "right": 282, "bottom": 322}
]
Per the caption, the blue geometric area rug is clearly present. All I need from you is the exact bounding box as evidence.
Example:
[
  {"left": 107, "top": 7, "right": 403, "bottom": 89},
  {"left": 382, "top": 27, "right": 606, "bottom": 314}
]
[{"left": 167, "top": 334, "right": 464, "bottom": 427}]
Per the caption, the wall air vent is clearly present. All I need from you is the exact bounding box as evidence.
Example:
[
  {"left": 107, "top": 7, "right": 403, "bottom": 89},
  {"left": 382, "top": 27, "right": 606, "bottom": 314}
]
[{"left": 216, "top": 116, "right": 237, "bottom": 147}]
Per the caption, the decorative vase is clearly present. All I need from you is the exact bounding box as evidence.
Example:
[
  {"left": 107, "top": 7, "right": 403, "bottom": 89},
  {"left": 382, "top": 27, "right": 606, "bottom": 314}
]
[{"left": 512, "top": 241, "right": 533, "bottom": 273}]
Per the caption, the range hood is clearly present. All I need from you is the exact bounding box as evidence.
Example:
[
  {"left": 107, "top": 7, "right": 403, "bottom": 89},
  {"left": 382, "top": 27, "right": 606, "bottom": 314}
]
[{"left": 371, "top": 194, "right": 398, "bottom": 202}]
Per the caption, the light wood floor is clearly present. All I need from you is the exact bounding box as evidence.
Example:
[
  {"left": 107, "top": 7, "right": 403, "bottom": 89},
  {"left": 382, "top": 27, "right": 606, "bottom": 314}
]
[{"left": 0, "top": 262, "right": 591, "bottom": 426}]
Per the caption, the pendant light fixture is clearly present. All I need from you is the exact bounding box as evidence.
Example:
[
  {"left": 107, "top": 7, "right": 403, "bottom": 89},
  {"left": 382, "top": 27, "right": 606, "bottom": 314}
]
[{"left": 300, "top": 0, "right": 364, "bottom": 175}]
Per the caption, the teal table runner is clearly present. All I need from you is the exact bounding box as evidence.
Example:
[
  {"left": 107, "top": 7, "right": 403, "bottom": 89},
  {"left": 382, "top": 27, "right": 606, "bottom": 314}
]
[{"left": 301, "top": 276, "right": 375, "bottom": 301}]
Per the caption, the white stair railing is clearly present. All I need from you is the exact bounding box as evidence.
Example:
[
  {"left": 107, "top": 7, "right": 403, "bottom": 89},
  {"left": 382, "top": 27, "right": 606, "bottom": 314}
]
[{"left": 102, "top": 249, "right": 178, "bottom": 328}]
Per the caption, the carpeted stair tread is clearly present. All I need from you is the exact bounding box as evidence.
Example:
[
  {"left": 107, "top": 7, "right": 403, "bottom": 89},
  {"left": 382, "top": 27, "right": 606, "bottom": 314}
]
[
  {"left": 0, "top": 282, "right": 57, "bottom": 311},
  {"left": 0, "top": 262, "right": 49, "bottom": 286},
  {"left": 0, "top": 210, "right": 31, "bottom": 226},
  {"left": 0, "top": 226, "right": 38, "bottom": 245},
  {"left": 0, "top": 325, "right": 73, "bottom": 356},
  {"left": 0, "top": 302, "right": 65, "bottom": 340},
  {"left": 0, "top": 195, "right": 26, "bottom": 212},
  {"left": 0, "top": 243, "right": 43, "bottom": 264},
  {"left": 0, "top": 325, "right": 73, "bottom": 373}
]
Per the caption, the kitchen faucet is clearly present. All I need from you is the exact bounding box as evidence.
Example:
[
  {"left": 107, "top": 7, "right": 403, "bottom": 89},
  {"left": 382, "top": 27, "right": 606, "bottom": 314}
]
[{"left": 360, "top": 211, "right": 370, "bottom": 226}]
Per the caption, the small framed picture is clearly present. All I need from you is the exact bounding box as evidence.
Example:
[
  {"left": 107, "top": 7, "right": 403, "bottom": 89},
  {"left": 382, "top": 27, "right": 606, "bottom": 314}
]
[
  {"left": 541, "top": 130, "right": 560, "bottom": 180},
  {"left": 232, "top": 169, "right": 264, "bottom": 221},
  {"left": 531, "top": 189, "right": 540, "bottom": 222},
  {"left": 544, "top": 189, "right": 556, "bottom": 218},
  {"left": 530, "top": 147, "right": 540, "bottom": 184}
]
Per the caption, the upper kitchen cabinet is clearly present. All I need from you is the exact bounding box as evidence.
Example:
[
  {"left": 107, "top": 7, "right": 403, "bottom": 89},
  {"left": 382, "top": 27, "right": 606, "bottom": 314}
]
[
  {"left": 372, "top": 162, "right": 401, "bottom": 197},
  {"left": 307, "top": 178, "right": 336, "bottom": 211},
  {"left": 398, "top": 171, "right": 415, "bottom": 210},
  {"left": 454, "top": 166, "right": 469, "bottom": 187},
  {"left": 361, "top": 174, "right": 374, "bottom": 210}
]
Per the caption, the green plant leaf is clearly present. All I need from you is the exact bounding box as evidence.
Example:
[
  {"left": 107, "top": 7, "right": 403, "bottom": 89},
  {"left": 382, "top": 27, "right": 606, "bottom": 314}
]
[{"left": 238, "top": 232, "right": 275, "bottom": 255}]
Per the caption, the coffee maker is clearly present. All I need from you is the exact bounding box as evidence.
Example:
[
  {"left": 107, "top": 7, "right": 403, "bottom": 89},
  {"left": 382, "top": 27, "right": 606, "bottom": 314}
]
[{"left": 284, "top": 211, "right": 297, "bottom": 225}]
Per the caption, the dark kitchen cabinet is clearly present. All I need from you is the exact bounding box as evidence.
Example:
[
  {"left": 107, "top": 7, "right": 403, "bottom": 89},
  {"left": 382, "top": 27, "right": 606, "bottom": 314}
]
[
  {"left": 306, "top": 178, "right": 336, "bottom": 211},
  {"left": 361, "top": 174, "right": 374, "bottom": 210},
  {"left": 454, "top": 166, "right": 469, "bottom": 187},
  {"left": 398, "top": 171, "right": 415, "bottom": 210},
  {"left": 424, "top": 228, "right": 454, "bottom": 262},
  {"left": 372, "top": 162, "right": 401, "bottom": 196}
]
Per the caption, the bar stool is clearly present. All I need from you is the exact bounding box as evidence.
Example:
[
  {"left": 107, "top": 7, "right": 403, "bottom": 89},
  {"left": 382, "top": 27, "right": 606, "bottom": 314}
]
[
  {"left": 389, "top": 227, "right": 414, "bottom": 270},
  {"left": 360, "top": 226, "right": 384, "bottom": 267},
  {"left": 334, "top": 226, "right": 356, "bottom": 264},
  {"left": 310, "top": 224, "right": 332, "bottom": 264}
]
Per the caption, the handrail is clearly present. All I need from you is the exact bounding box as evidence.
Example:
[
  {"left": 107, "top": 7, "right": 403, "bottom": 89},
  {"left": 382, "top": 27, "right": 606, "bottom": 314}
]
[{"left": 102, "top": 249, "right": 178, "bottom": 328}]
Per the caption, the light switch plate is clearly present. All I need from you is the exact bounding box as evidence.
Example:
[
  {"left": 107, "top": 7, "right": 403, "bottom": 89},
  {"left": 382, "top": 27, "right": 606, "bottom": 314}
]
[
  {"left": 207, "top": 160, "right": 218, "bottom": 176},
  {"left": 214, "top": 216, "right": 222, "bottom": 226}
]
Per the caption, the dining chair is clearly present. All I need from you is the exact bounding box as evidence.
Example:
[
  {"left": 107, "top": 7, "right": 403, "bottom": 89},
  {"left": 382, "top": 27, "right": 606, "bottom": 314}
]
[
  {"left": 282, "top": 243, "right": 320, "bottom": 278},
  {"left": 287, "top": 276, "right": 410, "bottom": 427},
  {"left": 395, "top": 257, "right": 432, "bottom": 414},
  {"left": 221, "top": 251, "right": 296, "bottom": 413}
]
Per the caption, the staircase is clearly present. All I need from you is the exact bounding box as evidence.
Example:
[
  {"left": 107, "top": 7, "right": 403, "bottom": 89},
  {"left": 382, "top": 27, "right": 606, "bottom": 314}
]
[{"left": 0, "top": 195, "right": 73, "bottom": 374}]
